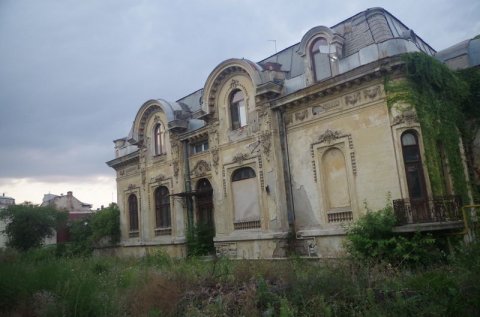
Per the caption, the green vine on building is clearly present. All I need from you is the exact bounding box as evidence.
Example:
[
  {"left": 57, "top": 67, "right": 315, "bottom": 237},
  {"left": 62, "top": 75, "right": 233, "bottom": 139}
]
[{"left": 386, "top": 52, "right": 480, "bottom": 202}]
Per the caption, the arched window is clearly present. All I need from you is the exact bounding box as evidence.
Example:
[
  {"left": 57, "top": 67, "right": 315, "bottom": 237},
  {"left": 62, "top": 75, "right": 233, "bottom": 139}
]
[
  {"left": 154, "top": 123, "right": 166, "bottom": 155},
  {"left": 232, "top": 166, "right": 256, "bottom": 181},
  {"left": 154, "top": 186, "right": 171, "bottom": 229},
  {"left": 401, "top": 131, "right": 426, "bottom": 200},
  {"left": 231, "top": 167, "right": 260, "bottom": 229},
  {"left": 128, "top": 194, "right": 139, "bottom": 232},
  {"left": 230, "top": 90, "right": 247, "bottom": 130},
  {"left": 310, "top": 37, "right": 332, "bottom": 82}
]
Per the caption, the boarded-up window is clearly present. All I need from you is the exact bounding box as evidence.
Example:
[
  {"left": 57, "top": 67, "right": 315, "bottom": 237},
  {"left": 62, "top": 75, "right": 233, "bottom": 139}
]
[
  {"left": 232, "top": 167, "right": 260, "bottom": 223},
  {"left": 310, "top": 37, "right": 332, "bottom": 82},
  {"left": 323, "top": 148, "right": 350, "bottom": 209}
]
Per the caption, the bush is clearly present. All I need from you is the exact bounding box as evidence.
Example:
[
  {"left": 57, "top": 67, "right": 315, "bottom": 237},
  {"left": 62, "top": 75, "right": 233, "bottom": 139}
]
[
  {"left": 186, "top": 222, "right": 215, "bottom": 256},
  {"left": 345, "top": 204, "right": 442, "bottom": 267}
]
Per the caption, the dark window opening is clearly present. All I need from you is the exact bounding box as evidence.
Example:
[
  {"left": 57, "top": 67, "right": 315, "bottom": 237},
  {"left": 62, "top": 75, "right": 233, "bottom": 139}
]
[
  {"left": 155, "top": 186, "right": 171, "bottom": 228},
  {"left": 128, "top": 194, "right": 139, "bottom": 231},
  {"left": 232, "top": 167, "right": 256, "bottom": 182}
]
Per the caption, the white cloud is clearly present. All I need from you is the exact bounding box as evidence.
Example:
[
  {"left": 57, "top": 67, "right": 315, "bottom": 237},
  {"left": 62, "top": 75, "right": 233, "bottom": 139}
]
[{"left": 0, "top": 175, "right": 116, "bottom": 210}]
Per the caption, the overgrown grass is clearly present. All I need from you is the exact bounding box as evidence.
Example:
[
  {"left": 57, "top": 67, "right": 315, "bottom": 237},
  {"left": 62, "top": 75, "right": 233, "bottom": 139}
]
[{"left": 1, "top": 244, "right": 479, "bottom": 316}]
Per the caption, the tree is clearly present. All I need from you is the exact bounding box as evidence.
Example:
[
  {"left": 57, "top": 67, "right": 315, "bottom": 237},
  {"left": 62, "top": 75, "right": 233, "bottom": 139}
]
[{"left": 0, "top": 204, "right": 67, "bottom": 251}]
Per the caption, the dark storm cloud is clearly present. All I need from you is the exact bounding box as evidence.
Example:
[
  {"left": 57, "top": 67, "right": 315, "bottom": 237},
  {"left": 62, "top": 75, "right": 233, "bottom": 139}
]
[{"left": 0, "top": 0, "right": 479, "bottom": 180}]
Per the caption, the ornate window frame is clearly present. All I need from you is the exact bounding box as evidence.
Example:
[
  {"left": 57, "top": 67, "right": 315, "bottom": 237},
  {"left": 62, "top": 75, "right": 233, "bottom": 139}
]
[
  {"left": 311, "top": 129, "right": 357, "bottom": 224},
  {"left": 124, "top": 186, "right": 141, "bottom": 238},
  {"left": 223, "top": 156, "right": 263, "bottom": 231},
  {"left": 154, "top": 186, "right": 172, "bottom": 236}
]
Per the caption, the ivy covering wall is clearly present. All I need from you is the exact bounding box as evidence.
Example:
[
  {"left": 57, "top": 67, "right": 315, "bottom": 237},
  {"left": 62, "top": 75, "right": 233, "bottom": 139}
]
[{"left": 386, "top": 52, "right": 479, "bottom": 202}]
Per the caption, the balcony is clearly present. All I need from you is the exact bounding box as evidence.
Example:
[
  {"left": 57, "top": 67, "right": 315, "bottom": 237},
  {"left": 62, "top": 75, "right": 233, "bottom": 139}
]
[{"left": 392, "top": 196, "right": 464, "bottom": 232}]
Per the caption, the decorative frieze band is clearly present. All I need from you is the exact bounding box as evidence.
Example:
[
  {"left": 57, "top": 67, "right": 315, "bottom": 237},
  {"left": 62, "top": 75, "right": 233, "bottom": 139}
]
[{"left": 287, "top": 85, "right": 383, "bottom": 127}]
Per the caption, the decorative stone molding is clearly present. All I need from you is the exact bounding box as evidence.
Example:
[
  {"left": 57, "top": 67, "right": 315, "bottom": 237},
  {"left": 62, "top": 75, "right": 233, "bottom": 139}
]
[
  {"left": 363, "top": 86, "right": 381, "bottom": 100},
  {"left": 152, "top": 174, "right": 166, "bottom": 183},
  {"left": 392, "top": 111, "right": 418, "bottom": 126},
  {"left": 312, "top": 99, "right": 340, "bottom": 115},
  {"left": 344, "top": 91, "right": 361, "bottom": 106},
  {"left": 259, "top": 131, "right": 272, "bottom": 161},
  {"left": 318, "top": 129, "right": 343, "bottom": 144},
  {"left": 128, "top": 184, "right": 136, "bottom": 190},
  {"left": 172, "top": 160, "right": 179, "bottom": 182},
  {"left": 209, "top": 127, "right": 219, "bottom": 147},
  {"left": 215, "top": 242, "right": 237, "bottom": 257},
  {"left": 230, "top": 79, "right": 239, "bottom": 90},
  {"left": 258, "top": 156, "right": 265, "bottom": 189},
  {"left": 141, "top": 168, "right": 146, "bottom": 185},
  {"left": 232, "top": 152, "right": 249, "bottom": 164},
  {"left": 222, "top": 168, "right": 227, "bottom": 197},
  {"left": 295, "top": 109, "right": 308, "bottom": 122},
  {"left": 210, "top": 148, "right": 219, "bottom": 174},
  {"left": 191, "top": 160, "right": 211, "bottom": 177},
  {"left": 311, "top": 129, "right": 357, "bottom": 182}
]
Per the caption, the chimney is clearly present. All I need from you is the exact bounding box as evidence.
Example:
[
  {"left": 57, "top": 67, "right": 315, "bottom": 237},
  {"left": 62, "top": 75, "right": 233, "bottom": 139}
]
[{"left": 67, "top": 191, "right": 73, "bottom": 211}]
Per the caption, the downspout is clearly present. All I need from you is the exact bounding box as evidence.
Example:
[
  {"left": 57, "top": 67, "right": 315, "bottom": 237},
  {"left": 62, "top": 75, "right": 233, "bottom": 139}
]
[
  {"left": 276, "top": 108, "right": 295, "bottom": 226},
  {"left": 183, "top": 140, "right": 194, "bottom": 228}
]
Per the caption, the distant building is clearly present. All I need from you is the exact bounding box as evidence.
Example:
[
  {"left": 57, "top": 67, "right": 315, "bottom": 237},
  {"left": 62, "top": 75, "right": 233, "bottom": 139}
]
[
  {"left": 0, "top": 193, "right": 15, "bottom": 248},
  {"left": 0, "top": 193, "right": 15, "bottom": 209},
  {"left": 41, "top": 191, "right": 93, "bottom": 244}
]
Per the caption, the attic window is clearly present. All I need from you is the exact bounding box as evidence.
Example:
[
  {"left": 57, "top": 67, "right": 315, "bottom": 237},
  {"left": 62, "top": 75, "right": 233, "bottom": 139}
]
[
  {"left": 190, "top": 139, "right": 209, "bottom": 154},
  {"left": 230, "top": 90, "right": 247, "bottom": 130},
  {"left": 310, "top": 37, "right": 332, "bottom": 81}
]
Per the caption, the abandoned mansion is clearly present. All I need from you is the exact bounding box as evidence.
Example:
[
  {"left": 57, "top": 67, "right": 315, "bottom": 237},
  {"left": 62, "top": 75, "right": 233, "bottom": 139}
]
[{"left": 107, "top": 8, "right": 480, "bottom": 258}]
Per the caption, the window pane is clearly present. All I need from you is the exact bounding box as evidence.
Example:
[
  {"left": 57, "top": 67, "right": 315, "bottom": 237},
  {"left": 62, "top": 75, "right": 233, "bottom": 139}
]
[
  {"left": 231, "top": 90, "right": 244, "bottom": 104},
  {"left": 238, "top": 100, "right": 247, "bottom": 127},
  {"left": 232, "top": 167, "right": 256, "bottom": 181},
  {"left": 403, "top": 147, "right": 420, "bottom": 162},
  {"left": 406, "top": 165, "right": 423, "bottom": 199},
  {"left": 402, "top": 133, "right": 417, "bottom": 146}
]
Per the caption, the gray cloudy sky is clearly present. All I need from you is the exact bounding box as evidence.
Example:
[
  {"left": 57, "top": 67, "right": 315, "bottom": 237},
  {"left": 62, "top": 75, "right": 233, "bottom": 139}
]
[{"left": 0, "top": 0, "right": 479, "bottom": 208}]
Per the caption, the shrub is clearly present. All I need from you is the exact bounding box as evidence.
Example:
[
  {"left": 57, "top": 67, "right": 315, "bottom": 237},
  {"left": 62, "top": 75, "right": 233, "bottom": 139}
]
[
  {"left": 345, "top": 204, "right": 441, "bottom": 267},
  {"left": 186, "top": 222, "right": 215, "bottom": 256}
]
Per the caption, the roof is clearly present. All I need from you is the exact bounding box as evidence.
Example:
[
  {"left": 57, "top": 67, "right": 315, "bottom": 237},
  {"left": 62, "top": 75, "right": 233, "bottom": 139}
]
[{"left": 436, "top": 36, "right": 480, "bottom": 70}]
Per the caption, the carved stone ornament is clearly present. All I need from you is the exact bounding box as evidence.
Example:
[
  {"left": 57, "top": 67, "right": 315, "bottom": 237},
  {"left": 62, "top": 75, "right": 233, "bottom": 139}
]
[
  {"left": 344, "top": 92, "right": 361, "bottom": 106},
  {"left": 209, "top": 128, "right": 219, "bottom": 147},
  {"left": 154, "top": 115, "right": 161, "bottom": 123},
  {"left": 260, "top": 131, "right": 272, "bottom": 160},
  {"left": 210, "top": 148, "right": 219, "bottom": 173},
  {"left": 392, "top": 111, "right": 418, "bottom": 126},
  {"left": 318, "top": 129, "right": 342, "bottom": 144},
  {"left": 191, "top": 160, "right": 211, "bottom": 177},
  {"left": 128, "top": 184, "right": 136, "bottom": 190},
  {"left": 230, "top": 79, "right": 239, "bottom": 90},
  {"left": 363, "top": 86, "right": 380, "bottom": 100},
  {"left": 232, "top": 152, "right": 249, "bottom": 164},
  {"left": 152, "top": 174, "right": 166, "bottom": 182},
  {"left": 172, "top": 160, "right": 179, "bottom": 178},
  {"left": 295, "top": 109, "right": 308, "bottom": 122}
]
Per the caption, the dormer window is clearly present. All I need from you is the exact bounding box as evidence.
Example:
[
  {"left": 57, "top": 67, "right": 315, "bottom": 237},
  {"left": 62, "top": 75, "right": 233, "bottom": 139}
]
[
  {"left": 190, "top": 139, "right": 209, "bottom": 155},
  {"left": 154, "top": 123, "right": 166, "bottom": 155},
  {"left": 230, "top": 90, "right": 247, "bottom": 130},
  {"left": 310, "top": 37, "right": 332, "bottom": 82}
]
